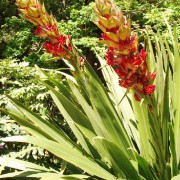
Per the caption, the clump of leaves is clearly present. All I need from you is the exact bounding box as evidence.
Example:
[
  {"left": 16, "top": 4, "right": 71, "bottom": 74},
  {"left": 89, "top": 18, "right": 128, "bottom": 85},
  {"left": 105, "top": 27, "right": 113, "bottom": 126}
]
[{"left": 0, "top": 58, "right": 74, "bottom": 174}]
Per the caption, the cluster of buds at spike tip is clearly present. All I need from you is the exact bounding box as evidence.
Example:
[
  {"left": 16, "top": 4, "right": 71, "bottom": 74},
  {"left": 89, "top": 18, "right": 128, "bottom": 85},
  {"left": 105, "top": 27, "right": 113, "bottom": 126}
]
[
  {"left": 94, "top": 0, "right": 156, "bottom": 101},
  {"left": 16, "top": 0, "right": 72, "bottom": 59}
]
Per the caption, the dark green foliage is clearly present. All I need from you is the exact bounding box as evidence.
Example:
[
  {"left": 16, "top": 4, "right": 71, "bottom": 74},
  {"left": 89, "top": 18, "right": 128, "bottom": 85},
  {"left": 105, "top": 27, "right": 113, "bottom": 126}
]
[
  {"left": 0, "top": 0, "right": 17, "bottom": 26},
  {"left": 0, "top": 16, "right": 34, "bottom": 59},
  {"left": 43, "top": 0, "right": 93, "bottom": 20},
  {"left": 116, "top": 0, "right": 180, "bottom": 39}
]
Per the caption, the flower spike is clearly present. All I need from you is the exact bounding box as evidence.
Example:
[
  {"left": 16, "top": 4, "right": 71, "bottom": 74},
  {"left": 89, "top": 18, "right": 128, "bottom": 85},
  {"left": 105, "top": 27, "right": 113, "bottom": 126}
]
[
  {"left": 16, "top": 0, "right": 72, "bottom": 60},
  {"left": 93, "top": 0, "right": 156, "bottom": 101}
]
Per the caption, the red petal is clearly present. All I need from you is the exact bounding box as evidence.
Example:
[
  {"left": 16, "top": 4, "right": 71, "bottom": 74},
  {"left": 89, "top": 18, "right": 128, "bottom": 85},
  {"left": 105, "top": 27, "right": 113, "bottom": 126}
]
[
  {"left": 140, "top": 49, "right": 147, "bottom": 60},
  {"left": 144, "top": 85, "right": 156, "bottom": 95},
  {"left": 151, "top": 72, "right": 156, "bottom": 81}
]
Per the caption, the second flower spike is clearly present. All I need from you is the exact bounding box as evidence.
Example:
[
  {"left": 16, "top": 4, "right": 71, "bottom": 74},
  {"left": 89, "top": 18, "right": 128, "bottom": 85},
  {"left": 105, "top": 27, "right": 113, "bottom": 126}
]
[{"left": 16, "top": 0, "right": 72, "bottom": 59}]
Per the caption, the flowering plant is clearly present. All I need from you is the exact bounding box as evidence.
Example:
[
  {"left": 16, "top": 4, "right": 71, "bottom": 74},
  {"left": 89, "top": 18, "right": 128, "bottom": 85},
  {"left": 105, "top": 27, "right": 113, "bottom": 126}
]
[{"left": 0, "top": 0, "right": 179, "bottom": 179}]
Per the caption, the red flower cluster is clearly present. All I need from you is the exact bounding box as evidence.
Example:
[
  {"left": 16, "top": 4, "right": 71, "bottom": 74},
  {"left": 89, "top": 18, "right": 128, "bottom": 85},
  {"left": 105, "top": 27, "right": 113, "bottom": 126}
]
[
  {"left": 16, "top": 0, "right": 73, "bottom": 60},
  {"left": 106, "top": 45, "right": 156, "bottom": 101},
  {"left": 42, "top": 35, "right": 72, "bottom": 59},
  {"left": 34, "top": 24, "right": 72, "bottom": 59}
]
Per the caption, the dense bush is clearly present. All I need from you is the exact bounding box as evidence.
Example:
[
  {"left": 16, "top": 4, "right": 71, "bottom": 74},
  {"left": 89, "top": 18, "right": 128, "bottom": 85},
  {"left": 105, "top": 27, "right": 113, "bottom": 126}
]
[{"left": 0, "top": 0, "right": 17, "bottom": 26}]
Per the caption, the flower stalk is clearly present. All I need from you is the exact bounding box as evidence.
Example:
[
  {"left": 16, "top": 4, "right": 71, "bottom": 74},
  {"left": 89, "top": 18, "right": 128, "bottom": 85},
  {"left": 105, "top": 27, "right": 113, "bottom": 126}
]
[{"left": 93, "top": 0, "right": 156, "bottom": 101}]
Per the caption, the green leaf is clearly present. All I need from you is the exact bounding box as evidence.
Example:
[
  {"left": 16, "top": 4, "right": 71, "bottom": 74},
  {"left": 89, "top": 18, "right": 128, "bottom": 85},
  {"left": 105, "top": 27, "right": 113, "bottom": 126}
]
[
  {"left": 1, "top": 136, "right": 115, "bottom": 180},
  {"left": 131, "top": 97, "right": 154, "bottom": 163},
  {"left": 5, "top": 95, "right": 75, "bottom": 145},
  {"left": 173, "top": 28, "right": 180, "bottom": 164},
  {"left": 0, "top": 156, "right": 57, "bottom": 173},
  {"left": 0, "top": 170, "right": 89, "bottom": 179},
  {"left": 169, "top": 124, "right": 178, "bottom": 176},
  {"left": 154, "top": 35, "right": 165, "bottom": 112},
  {"left": 146, "top": 32, "right": 156, "bottom": 73},
  {"left": 41, "top": 80, "right": 97, "bottom": 154},
  {"left": 133, "top": 151, "right": 155, "bottom": 180},
  {"left": 0, "top": 108, "right": 53, "bottom": 139},
  {"left": 68, "top": 80, "right": 110, "bottom": 139},
  {"left": 94, "top": 137, "right": 140, "bottom": 180},
  {"left": 84, "top": 62, "right": 135, "bottom": 159}
]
